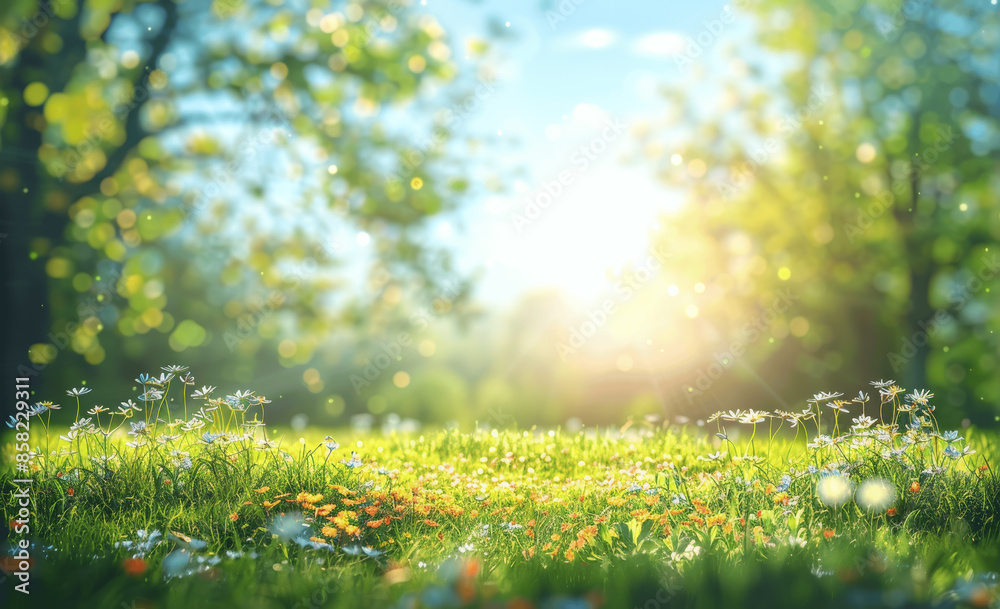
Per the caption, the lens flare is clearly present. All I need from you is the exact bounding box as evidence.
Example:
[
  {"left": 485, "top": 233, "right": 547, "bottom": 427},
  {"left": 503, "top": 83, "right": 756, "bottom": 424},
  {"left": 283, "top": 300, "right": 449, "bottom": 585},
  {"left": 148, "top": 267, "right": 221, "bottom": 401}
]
[
  {"left": 855, "top": 478, "right": 897, "bottom": 512},
  {"left": 816, "top": 474, "right": 853, "bottom": 507}
]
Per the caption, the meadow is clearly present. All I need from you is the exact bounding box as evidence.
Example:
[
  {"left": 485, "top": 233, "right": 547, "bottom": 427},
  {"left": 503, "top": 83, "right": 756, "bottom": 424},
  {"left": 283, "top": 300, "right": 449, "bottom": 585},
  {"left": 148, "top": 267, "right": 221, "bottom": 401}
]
[{"left": 2, "top": 369, "right": 999, "bottom": 609}]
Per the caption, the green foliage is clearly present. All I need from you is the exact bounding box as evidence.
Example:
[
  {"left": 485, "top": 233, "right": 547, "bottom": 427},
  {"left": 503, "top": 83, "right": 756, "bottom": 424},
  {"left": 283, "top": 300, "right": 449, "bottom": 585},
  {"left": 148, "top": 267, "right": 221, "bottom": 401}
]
[
  {"left": 3, "top": 369, "right": 1000, "bottom": 607},
  {"left": 645, "top": 0, "right": 1000, "bottom": 423},
  {"left": 1, "top": 0, "right": 485, "bottom": 380}
]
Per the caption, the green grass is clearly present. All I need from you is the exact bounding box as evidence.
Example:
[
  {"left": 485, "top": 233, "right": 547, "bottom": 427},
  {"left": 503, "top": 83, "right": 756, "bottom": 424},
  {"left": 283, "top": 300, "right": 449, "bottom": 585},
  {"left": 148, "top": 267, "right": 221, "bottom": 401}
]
[{"left": 2, "top": 379, "right": 1000, "bottom": 608}]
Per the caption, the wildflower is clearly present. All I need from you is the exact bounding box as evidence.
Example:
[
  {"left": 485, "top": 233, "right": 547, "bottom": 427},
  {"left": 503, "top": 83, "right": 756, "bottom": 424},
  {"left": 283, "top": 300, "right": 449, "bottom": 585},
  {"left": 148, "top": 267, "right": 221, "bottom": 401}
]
[
  {"left": 423, "top": 519, "right": 439, "bottom": 527},
  {"left": 879, "top": 385, "right": 904, "bottom": 402},
  {"left": 719, "top": 410, "right": 746, "bottom": 422},
  {"left": 825, "top": 401, "right": 850, "bottom": 414},
  {"left": 775, "top": 474, "right": 791, "bottom": 493},
  {"left": 853, "top": 391, "right": 870, "bottom": 403},
  {"left": 151, "top": 372, "right": 173, "bottom": 386},
  {"left": 905, "top": 389, "right": 934, "bottom": 406},
  {"left": 808, "top": 391, "right": 843, "bottom": 403},
  {"left": 191, "top": 386, "right": 216, "bottom": 399},
  {"left": 200, "top": 432, "right": 223, "bottom": 445},
  {"left": 739, "top": 410, "right": 768, "bottom": 425},
  {"left": 122, "top": 557, "right": 147, "bottom": 577},
  {"left": 324, "top": 437, "right": 340, "bottom": 456},
  {"left": 851, "top": 415, "right": 875, "bottom": 429},
  {"left": 139, "top": 389, "right": 164, "bottom": 402},
  {"left": 697, "top": 451, "right": 726, "bottom": 461},
  {"left": 940, "top": 431, "right": 962, "bottom": 443},
  {"left": 823, "top": 530, "right": 836, "bottom": 539},
  {"left": 87, "top": 405, "right": 108, "bottom": 414},
  {"left": 807, "top": 435, "right": 833, "bottom": 448},
  {"left": 909, "top": 481, "right": 921, "bottom": 493},
  {"left": 943, "top": 446, "right": 961, "bottom": 460},
  {"left": 887, "top": 508, "right": 898, "bottom": 517},
  {"left": 229, "top": 513, "right": 239, "bottom": 522},
  {"left": 128, "top": 421, "right": 149, "bottom": 437},
  {"left": 69, "top": 417, "right": 93, "bottom": 432},
  {"left": 162, "top": 365, "right": 188, "bottom": 373},
  {"left": 340, "top": 451, "right": 363, "bottom": 468},
  {"left": 66, "top": 387, "right": 92, "bottom": 397},
  {"left": 870, "top": 379, "right": 894, "bottom": 389}
]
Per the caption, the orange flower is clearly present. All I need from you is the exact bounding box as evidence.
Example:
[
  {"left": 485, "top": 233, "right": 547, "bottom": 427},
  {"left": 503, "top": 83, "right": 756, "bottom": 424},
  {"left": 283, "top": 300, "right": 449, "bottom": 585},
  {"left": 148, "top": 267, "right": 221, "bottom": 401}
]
[
  {"left": 321, "top": 526, "right": 338, "bottom": 537},
  {"left": 367, "top": 520, "right": 384, "bottom": 529},
  {"left": 577, "top": 525, "right": 598, "bottom": 540},
  {"left": 229, "top": 512, "right": 239, "bottom": 522},
  {"left": 122, "top": 557, "right": 146, "bottom": 577},
  {"left": 344, "top": 525, "right": 360, "bottom": 536},
  {"left": 469, "top": 510, "right": 479, "bottom": 518},
  {"left": 263, "top": 500, "right": 280, "bottom": 509},
  {"left": 823, "top": 529, "right": 836, "bottom": 539},
  {"left": 423, "top": 519, "right": 440, "bottom": 527},
  {"left": 909, "top": 481, "right": 921, "bottom": 493},
  {"left": 254, "top": 486, "right": 271, "bottom": 494},
  {"left": 565, "top": 549, "right": 575, "bottom": 562},
  {"left": 887, "top": 508, "right": 897, "bottom": 517},
  {"left": 706, "top": 514, "right": 726, "bottom": 527}
]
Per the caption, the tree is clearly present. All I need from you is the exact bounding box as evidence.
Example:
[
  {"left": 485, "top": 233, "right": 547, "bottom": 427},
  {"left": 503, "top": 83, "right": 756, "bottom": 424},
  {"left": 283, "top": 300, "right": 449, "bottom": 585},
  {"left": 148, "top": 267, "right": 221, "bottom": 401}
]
[
  {"left": 643, "top": 0, "right": 1000, "bottom": 423},
  {"left": 1, "top": 0, "right": 489, "bottom": 387}
]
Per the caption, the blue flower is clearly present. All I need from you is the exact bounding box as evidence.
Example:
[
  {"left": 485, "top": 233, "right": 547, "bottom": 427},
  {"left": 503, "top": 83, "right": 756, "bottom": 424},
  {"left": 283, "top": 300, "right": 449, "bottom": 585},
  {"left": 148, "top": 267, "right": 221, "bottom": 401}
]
[
  {"left": 776, "top": 474, "right": 791, "bottom": 492},
  {"left": 340, "top": 451, "right": 363, "bottom": 468},
  {"left": 5, "top": 415, "right": 18, "bottom": 429},
  {"left": 941, "top": 431, "right": 962, "bottom": 443},
  {"left": 943, "top": 445, "right": 961, "bottom": 460}
]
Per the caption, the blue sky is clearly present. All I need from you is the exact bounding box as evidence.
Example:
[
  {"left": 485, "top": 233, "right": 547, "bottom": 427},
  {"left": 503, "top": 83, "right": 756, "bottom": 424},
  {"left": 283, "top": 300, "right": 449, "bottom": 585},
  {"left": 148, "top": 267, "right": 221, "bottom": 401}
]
[{"left": 420, "top": 0, "right": 746, "bottom": 306}]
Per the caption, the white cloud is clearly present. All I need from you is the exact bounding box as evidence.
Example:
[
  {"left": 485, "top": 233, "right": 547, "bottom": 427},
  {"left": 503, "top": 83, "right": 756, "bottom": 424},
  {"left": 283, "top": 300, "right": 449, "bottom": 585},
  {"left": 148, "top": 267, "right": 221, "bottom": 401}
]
[{"left": 632, "top": 32, "right": 686, "bottom": 58}]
